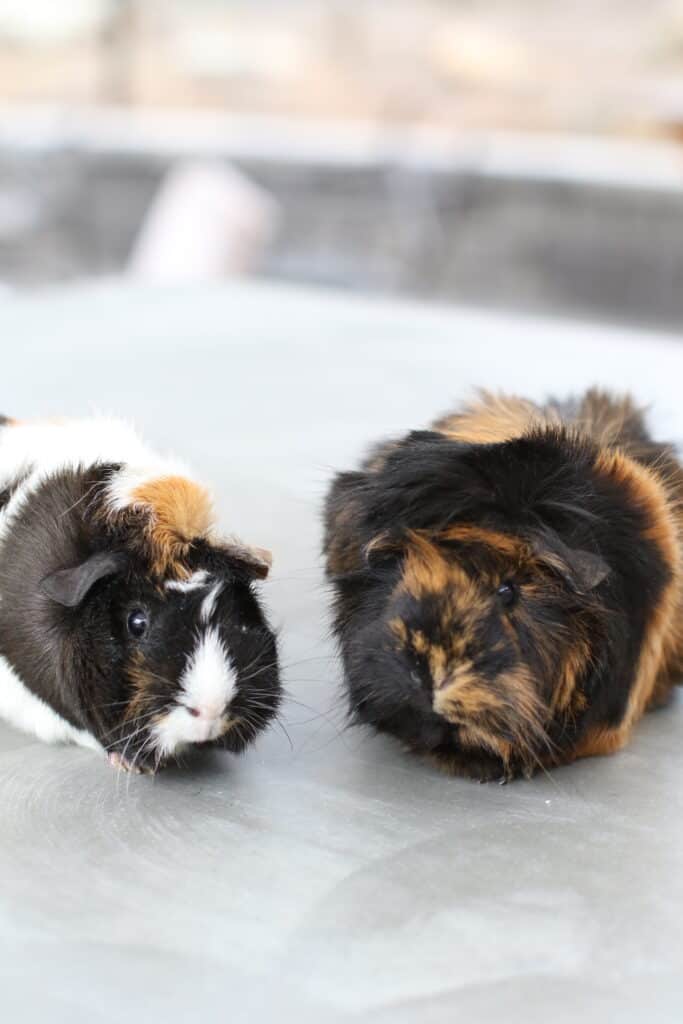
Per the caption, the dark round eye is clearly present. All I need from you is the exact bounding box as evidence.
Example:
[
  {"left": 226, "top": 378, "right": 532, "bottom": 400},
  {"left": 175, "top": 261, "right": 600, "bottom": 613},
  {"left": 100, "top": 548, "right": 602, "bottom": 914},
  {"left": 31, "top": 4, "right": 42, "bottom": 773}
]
[
  {"left": 127, "top": 609, "right": 148, "bottom": 639},
  {"left": 496, "top": 581, "right": 517, "bottom": 608}
]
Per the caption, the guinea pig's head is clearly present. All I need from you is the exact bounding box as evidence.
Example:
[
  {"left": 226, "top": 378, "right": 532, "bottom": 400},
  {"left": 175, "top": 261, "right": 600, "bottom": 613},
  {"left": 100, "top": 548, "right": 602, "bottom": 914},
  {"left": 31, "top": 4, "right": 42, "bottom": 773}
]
[
  {"left": 41, "top": 539, "right": 280, "bottom": 770},
  {"left": 325, "top": 430, "right": 612, "bottom": 775}
]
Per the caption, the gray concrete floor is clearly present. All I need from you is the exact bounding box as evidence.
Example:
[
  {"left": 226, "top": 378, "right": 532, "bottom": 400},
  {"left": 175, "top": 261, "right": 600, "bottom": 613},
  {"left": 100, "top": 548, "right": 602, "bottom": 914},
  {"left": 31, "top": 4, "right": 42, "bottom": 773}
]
[{"left": 1, "top": 280, "right": 682, "bottom": 1022}]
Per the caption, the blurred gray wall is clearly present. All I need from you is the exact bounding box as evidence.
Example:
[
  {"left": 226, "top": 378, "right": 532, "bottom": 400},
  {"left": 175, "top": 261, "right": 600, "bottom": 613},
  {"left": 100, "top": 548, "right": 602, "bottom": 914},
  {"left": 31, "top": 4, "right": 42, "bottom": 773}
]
[{"left": 1, "top": 118, "right": 683, "bottom": 328}]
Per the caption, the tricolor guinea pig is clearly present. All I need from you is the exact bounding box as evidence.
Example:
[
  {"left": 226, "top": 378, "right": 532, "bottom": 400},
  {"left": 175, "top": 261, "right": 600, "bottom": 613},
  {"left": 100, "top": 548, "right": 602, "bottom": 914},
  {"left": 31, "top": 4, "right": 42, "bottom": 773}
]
[
  {"left": 324, "top": 390, "right": 683, "bottom": 781},
  {"left": 0, "top": 415, "right": 280, "bottom": 772}
]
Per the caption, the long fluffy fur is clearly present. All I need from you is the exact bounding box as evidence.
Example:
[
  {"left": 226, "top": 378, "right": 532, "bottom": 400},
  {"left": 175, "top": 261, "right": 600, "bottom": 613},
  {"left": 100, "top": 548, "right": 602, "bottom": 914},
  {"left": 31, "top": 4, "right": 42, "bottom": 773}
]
[{"left": 324, "top": 389, "right": 683, "bottom": 780}]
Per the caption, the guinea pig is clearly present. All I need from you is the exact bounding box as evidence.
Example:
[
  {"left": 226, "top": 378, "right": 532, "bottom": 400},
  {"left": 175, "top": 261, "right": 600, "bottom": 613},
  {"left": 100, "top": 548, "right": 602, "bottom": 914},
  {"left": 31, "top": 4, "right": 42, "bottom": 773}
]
[
  {"left": 0, "top": 415, "right": 280, "bottom": 772},
  {"left": 323, "top": 390, "right": 683, "bottom": 781}
]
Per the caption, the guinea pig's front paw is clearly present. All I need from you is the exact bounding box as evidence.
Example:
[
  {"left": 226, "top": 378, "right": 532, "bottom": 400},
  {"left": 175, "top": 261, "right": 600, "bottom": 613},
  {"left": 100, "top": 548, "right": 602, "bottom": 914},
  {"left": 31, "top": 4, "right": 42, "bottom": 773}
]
[
  {"left": 427, "top": 746, "right": 513, "bottom": 783},
  {"left": 107, "top": 751, "right": 157, "bottom": 775}
]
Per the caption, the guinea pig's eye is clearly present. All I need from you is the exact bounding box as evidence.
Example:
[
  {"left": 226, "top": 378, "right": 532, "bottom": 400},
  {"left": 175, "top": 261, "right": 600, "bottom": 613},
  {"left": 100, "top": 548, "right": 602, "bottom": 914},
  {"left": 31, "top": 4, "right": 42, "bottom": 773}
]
[
  {"left": 127, "top": 609, "right": 149, "bottom": 639},
  {"left": 496, "top": 581, "right": 518, "bottom": 609}
]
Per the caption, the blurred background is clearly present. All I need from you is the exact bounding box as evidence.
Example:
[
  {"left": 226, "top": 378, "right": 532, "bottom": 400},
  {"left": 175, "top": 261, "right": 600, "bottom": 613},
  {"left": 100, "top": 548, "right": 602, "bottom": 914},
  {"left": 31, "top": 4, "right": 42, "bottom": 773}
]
[{"left": 2, "top": 0, "right": 683, "bottom": 327}]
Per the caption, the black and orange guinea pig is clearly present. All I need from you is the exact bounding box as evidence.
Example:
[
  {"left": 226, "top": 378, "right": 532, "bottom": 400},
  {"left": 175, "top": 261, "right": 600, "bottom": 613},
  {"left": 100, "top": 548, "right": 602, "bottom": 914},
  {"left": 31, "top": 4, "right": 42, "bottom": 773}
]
[
  {"left": 324, "top": 390, "right": 683, "bottom": 781},
  {"left": 0, "top": 416, "right": 280, "bottom": 773}
]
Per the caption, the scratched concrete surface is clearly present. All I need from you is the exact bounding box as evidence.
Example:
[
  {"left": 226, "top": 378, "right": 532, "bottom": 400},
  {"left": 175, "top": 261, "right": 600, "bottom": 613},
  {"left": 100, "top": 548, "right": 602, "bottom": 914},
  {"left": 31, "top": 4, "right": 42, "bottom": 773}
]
[{"left": 0, "top": 281, "right": 682, "bottom": 1022}]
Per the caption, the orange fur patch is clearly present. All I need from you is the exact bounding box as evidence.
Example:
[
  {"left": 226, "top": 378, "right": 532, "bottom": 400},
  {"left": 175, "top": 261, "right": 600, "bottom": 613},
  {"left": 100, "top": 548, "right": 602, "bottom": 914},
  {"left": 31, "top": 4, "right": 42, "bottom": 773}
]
[
  {"left": 401, "top": 532, "right": 471, "bottom": 599},
  {"left": 411, "top": 630, "right": 429, "bottom": 655},
  {"left": 388, "top": 618, "right": 408, "bottom": 645},
  {"left": 132, "top": 475, "right": 214, "bottom": 578},
  {"left": 572, "top": 725, "right": 629, "bottom": 760},
  {"left": 123, "top": 651, "right": 163, "bottom": 723},
  {"left": 573, "top": 390, "right": 645, "bottom": 450},
  {"left": 550, "top": 640, "right": 591, "bottom": 716},
  {"left": 439, "top": 523, "right": 526, "bottom": 560},
  {"left": 427, "top": 644, "right": 448, "bottom": 687},
  {"left": 433, "top": 392, "right": 556, "bottom": 444},
  {"left": 433, "top": 669, "right": 503, "bottom": 717}
]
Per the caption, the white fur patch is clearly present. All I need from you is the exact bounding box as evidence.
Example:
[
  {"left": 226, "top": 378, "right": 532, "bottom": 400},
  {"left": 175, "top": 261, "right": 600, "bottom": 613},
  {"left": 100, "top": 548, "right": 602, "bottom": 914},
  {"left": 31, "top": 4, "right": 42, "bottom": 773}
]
[
  {"left": 0, "top": 417, "right": 148, "bottom": 488},
  {"left": 200, "top": 582, "right": 223, "bottom": 623},
  {"left": 152, "top": 628, "right": 236, "bottom": 757},
  {"left": 0, "top": 654, "right": 101, "bottom": 751},
  {"left": 181, "top": 627, "right": 236, "bottom": 716},
  {"left": 0, "top": 416, "right": 191, "bottom": 545},
  {"left": 165, "top": 570, "right": 211, "bottom": 593}
]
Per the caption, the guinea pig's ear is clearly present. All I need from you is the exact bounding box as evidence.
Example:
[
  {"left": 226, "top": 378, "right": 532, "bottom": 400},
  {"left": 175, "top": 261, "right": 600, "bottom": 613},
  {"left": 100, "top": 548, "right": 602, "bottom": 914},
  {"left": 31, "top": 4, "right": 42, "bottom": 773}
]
[
  {"left": 565, "top": 549, "right": 611, "bottom": 592},
  {"left": 40, "top": 551, "right": 128, "bottom": 607},
  {"left": 220, "top": 541, "right": 272, "bottom": 581},
  {"left": 363, "top": 531, "right": 405, "bottom": 570},
  {"left": 533, "top": 534, "right": 610, "bottom": 594}
]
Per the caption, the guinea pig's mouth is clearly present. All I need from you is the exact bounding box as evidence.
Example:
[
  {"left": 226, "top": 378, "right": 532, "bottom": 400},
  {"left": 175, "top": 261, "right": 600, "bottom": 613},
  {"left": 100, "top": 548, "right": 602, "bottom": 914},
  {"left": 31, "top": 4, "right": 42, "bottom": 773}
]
[
  {"left": 149, "top": 685, "right": 281, "bottom": 760},
  {"left": 432, "top": 666, "right": 549, "bottom": 754},
  {"left": 151, "top": 703, "right": 234, "bottom": 757},
  {"left": 109, "top": 707, "right": 248, "bottom": 770}
]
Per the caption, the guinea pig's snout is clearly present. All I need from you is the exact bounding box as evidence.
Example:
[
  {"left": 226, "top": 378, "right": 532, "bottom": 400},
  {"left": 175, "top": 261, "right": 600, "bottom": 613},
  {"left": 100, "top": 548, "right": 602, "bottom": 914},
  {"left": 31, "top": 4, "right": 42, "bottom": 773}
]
[
  {"left": 179, "top": 700, "right": 228, "bottom": 744},
  {"left": 181, "top": 702, "right": 224, "bottom": 741},
  {"left": 179, "top": 693, "right": 233, "bottom": 743},
  {"left": 182, "top": 699, "right": 229, "bottom": 721},
  {"left": 147, "top": 628, "right": 240, "bottom": 754}
]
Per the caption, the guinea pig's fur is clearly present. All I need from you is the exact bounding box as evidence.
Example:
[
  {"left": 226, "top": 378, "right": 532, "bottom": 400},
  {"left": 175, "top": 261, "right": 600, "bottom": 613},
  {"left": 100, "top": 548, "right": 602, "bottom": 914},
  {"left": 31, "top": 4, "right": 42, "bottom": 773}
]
[
  {"left": 0, "top": 417, "right": 280, "bottom": 772},
  {"left": 324, "top": 390, "right": 683, "bottom": 781}
]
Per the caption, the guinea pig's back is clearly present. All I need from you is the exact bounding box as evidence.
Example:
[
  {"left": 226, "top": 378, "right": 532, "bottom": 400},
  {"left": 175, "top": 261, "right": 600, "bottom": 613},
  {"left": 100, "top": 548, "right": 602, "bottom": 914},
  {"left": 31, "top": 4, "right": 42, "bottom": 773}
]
[
  {"left": 0, "top": 416, "right": 171, "bottom": 483},
  {"left": 431, "top": 389, "right": 676, "bottom": 481},
  {"left": 431, "top": 392, "right": 553, "bottom": 444},
  {"left": 546, "top": 389, "right": 683, "bottom": 704},
  {"left": 559, "top": 389, "right": 683, "bottom": 494},
  {"left": 0, "top": 415, "right": 194, "bottom": 532}
]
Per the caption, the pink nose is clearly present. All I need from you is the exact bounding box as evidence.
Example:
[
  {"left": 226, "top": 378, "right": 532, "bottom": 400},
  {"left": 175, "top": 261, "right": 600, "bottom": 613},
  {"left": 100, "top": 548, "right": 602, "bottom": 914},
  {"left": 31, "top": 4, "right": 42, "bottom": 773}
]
[{"left": 186, "top": 704, "right": 224, "bottom": 721}]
